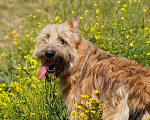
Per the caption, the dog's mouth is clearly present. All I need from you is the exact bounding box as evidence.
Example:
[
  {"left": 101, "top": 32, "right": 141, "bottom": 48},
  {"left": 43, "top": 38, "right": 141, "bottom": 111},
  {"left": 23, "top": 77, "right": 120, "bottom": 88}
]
[{"left": 37, "top": 57, "right": 61, "bottom": 80}]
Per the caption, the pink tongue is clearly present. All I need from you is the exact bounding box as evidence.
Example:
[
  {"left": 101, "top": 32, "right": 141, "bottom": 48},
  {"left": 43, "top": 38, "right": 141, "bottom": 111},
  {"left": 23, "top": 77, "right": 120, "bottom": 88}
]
[{"left": 37, "top": 59, "right": 56, "bottom": 80}]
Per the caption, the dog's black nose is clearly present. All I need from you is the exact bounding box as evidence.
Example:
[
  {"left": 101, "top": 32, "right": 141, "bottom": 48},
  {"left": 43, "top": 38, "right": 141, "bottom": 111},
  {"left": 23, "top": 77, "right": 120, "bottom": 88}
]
[{"left": 45, "top": 50, "right": 56, "bottom": 59}]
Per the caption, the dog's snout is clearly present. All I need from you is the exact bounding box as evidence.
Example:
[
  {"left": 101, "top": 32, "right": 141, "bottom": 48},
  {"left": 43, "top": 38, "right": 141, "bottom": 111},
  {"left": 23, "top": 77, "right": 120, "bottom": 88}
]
[{"left": 45, "top": 50, "right": 56, "bottom": 59}]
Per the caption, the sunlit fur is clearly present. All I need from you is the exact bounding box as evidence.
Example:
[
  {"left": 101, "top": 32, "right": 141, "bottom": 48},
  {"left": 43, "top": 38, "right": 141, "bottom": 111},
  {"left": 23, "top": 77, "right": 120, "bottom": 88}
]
[{"left": 34, "top": 15, "right": 150, "bottom": 120}]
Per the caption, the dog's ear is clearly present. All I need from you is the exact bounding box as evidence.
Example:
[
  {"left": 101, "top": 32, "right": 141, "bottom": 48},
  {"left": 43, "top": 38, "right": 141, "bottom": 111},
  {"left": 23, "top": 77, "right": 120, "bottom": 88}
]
[{"left": 67, "top": 15, "right": 80, "bottom": 29}]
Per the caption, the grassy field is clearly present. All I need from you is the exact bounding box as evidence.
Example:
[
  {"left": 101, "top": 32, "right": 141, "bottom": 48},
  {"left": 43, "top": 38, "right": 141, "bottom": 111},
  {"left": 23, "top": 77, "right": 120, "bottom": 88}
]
[{"left": 0, "top": 0, "right": 150, "bottom": 119}]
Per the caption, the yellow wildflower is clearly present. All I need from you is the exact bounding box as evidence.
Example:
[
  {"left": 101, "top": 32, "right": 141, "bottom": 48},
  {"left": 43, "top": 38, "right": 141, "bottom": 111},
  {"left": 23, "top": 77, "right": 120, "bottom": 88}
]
[
  {"left": 134, "top": 55, "right": 137, "bottom": 57},
  {"left": 96, "top": 9, "right": 100, "bottom": 13},
  {"left": 71, "top": 11, "right": 75, "bottom": 14},
  {"left": 4, "top": 35, "right": 8, "bottom": 39},
  {"left": 43, "top": 20, "right": 47, "bottom": 22},
  {"left": 37, "top": 9, "right": 41, "bottom": 13},
  {"left": 94, "top": 3, "right": 97, "bottom": 6},
  {"left": 126, "top": 35, "right": 130, "bottom": 39},
  {"left": 1, "top": 53, "right": 6, "bottom": 57},
  {"left": 117, "top": 1, "right": 120, "bottom": 3},
  {"left": 96, "top": 16, "right": 99, "bottom": 19},
  {"left": 101, "top": 25, "right": 104, "bottom": 28},
  {"left": 51, "top": 20, "right": 54, "bottom": 23},
  {"left": 91, "top": 110, "right": 96, "bottom": 114},
  {"left": 146, "top": 41, "right": 150, "bottom": 44},
  {"left": 80, "top": 17, "right": 83, "bottom": 20},
  {"left": 71, "top": 111, "right": 77, "bottom": 116},
  {"left": 129, "top": 43, "right": 134, "bottom": 47},
  {"left": 79, "top": 113, "right": 85, "bottom": 118},
  {"left": 12, "top": 30, "right": 16, "bottom": 34},
  {"left": 121, "top": 8, "right": 125, "bottom": 12},
  {"left": 94, "top": 90, "right": 99, "bottom": 94},
  {"left": 147, "top": 52, "right": 150, "bottom": 56},
  {"left": 33, "top": 16, "right": 36, "bottom": 19},
  {"left": 55, "top": 16, "right": 60, "bottom": 21},
  {"left": 129, "top": 29, "right": 133, "bottom": 33},
  {"left": 143, "top": 9, "right": 147, "bottom": 12},
  {"left": 121, "top": 17, "right": 124, "bottom": 20},
  {"left": 85, "top": 10, "right": 89, "bottom": 14}
]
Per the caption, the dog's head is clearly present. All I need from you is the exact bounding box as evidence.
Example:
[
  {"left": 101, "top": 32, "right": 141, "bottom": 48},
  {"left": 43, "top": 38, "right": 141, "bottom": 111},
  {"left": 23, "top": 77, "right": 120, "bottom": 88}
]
[{"left": 33, "top": 15, "right": 81, "bottom": 79}]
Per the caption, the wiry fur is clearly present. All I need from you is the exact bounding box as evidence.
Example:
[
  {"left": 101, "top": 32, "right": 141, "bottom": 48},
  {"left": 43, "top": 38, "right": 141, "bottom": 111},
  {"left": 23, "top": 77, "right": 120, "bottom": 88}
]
[{"left": 34, "top": 15, "right": 150, "bottom": 120}]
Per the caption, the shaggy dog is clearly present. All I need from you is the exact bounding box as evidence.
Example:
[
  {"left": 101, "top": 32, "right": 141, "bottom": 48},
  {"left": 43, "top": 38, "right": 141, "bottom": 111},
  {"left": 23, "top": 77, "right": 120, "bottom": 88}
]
[{"left": 33, "top": 15, "right": 150, "bottom": 120}]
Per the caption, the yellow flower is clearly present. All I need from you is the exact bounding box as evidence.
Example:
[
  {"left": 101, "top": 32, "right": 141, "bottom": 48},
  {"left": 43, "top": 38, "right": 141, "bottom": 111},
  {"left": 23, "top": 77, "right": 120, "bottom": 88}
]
[
  {"left": 25, "top": 34, "right": 30, "bottom": 38},
  {"left": 129, "top": 43, "right": 134, "bottom": 47},
  {"left": 147, "top": 52, "right": 150, "bottom": 56},
  {"left": 22, "top": 18, "right": 25, "bottom": 21},
  {"left": 71, "top": 111, "right": 77, "bottom": 116},
  {"left": 4, "top": 35, "right": 8, "bottom": 39},
  {"left": 101, "top": 25, "right": 104, "bottom": 28},
  {"left": 138, "top": 0, "right": 140, "bottom": 2},
  {"left": 121, "top": 17, "right": 124, "bottom": 20},
  {"left": 1, "top": 53, "right": 6, "bottom": 57},
  {"left": 31, "top": 84, "right": 36, "bottom": 89},
  {"left": 55, "top": 16, "right": 60, "bottom": 21},
  {"left": 0, "top": 88, "right": 2, "bottom": 91},
  {"left": 96, "top": 9, "right": 100, "bottom": 13},
  {"left": 77, "top": 105, "right": 81, "bottom": 109},
  {"left": 12, "top": 30, "right": 16, "bottom": 34},
  {"left": 126, "top": 35, "right": 129, "bottom": 39},
  {"left": 30, "top": 112, "right": 35, "bottom": 116},
  {"left": 71, "top": 11, "right": 75, "bottom": 14},
  {"left": 107, "top": 38, "right": 110, "bottom": 41},
  {"left": 146, "top": 41, "right": 150, "bottom": 44},
  {"left": 43, "top": 20, "right": 47, "bottom": 22},
  {"left": 117, "top": 1, "right": 120, "bottom": 3},
  {"left": 81, "top": 94, "right": 88, "bottom": 99},
  {"left": 94, "top": 3, "right": 97, "bottom": 6},
  {"left": 129, "top": 0, "right": 132, "bottom": 3},
  {"left": 33, "top": 16, "right": 36, "bottom": 19},
  {"left": 14, "top": 41, "right": 18, "bottom": 45},
  {"left": 80, "top": 17, "right": 83, "bottom": 20},
  {"left": 85, "top": 10, "right": 89, "bottom": 14},
  {"left": 37, "top": 9, "right": 41, "bottom": 13},
  {"left": 51, "top": 20, "right": 54, "bottom": 23},
  {"left": 123, "top": 4, "right": 127, "bottom": 7},
  {"left": 96, "top": 16, "right": 99, "bottom": 19},
  {"left": 86, "top": 101, "right": 91, "bottom": 104},
  {"left": 121, "top": 8, "right": 125, "bottom": 12},
  {"left": 94, "top": 90, "right": 99, "bottom": 94},
  {"left": 143, "top": 9, "right": 147, "bottom": 12},
  {"left": 79, "top": 113, "right": 85, "bottom": 118},
  {"left": 129, "top": 29, "right": 133, "bottom": 33},
  {"left": 91, "top": 110, "right": 96, "bottom": 114},
  {"left": 134, "top": 55, "right": 137, "bottom": 57},
  {"left": 74, "top": 103, "right": 78, "bottom": 107}
]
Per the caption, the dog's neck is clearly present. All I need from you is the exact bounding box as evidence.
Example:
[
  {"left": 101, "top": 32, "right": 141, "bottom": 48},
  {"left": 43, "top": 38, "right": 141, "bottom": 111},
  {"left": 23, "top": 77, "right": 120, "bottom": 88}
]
[{"left": 59, "top": 38, "right": 99, "bottom": 96}]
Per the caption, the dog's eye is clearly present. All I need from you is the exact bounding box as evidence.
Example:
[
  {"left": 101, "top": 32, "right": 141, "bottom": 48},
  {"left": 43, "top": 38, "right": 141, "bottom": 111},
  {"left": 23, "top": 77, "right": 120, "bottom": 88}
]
[
  {"left": 60, "top": 39, "right": 66, "bottom": 44},
  {"left": 42, "top": 38, "right": 48, "bottom": 43},
  {"left": 46, "top": 34, "right": 49, "bottom": 38}
]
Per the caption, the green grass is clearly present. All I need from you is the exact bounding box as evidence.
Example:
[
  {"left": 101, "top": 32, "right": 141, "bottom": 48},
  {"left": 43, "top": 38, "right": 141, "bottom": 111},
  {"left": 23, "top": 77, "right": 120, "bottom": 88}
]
[{"left": 0, "top": 0, "right": 150, "bottom": 119}]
